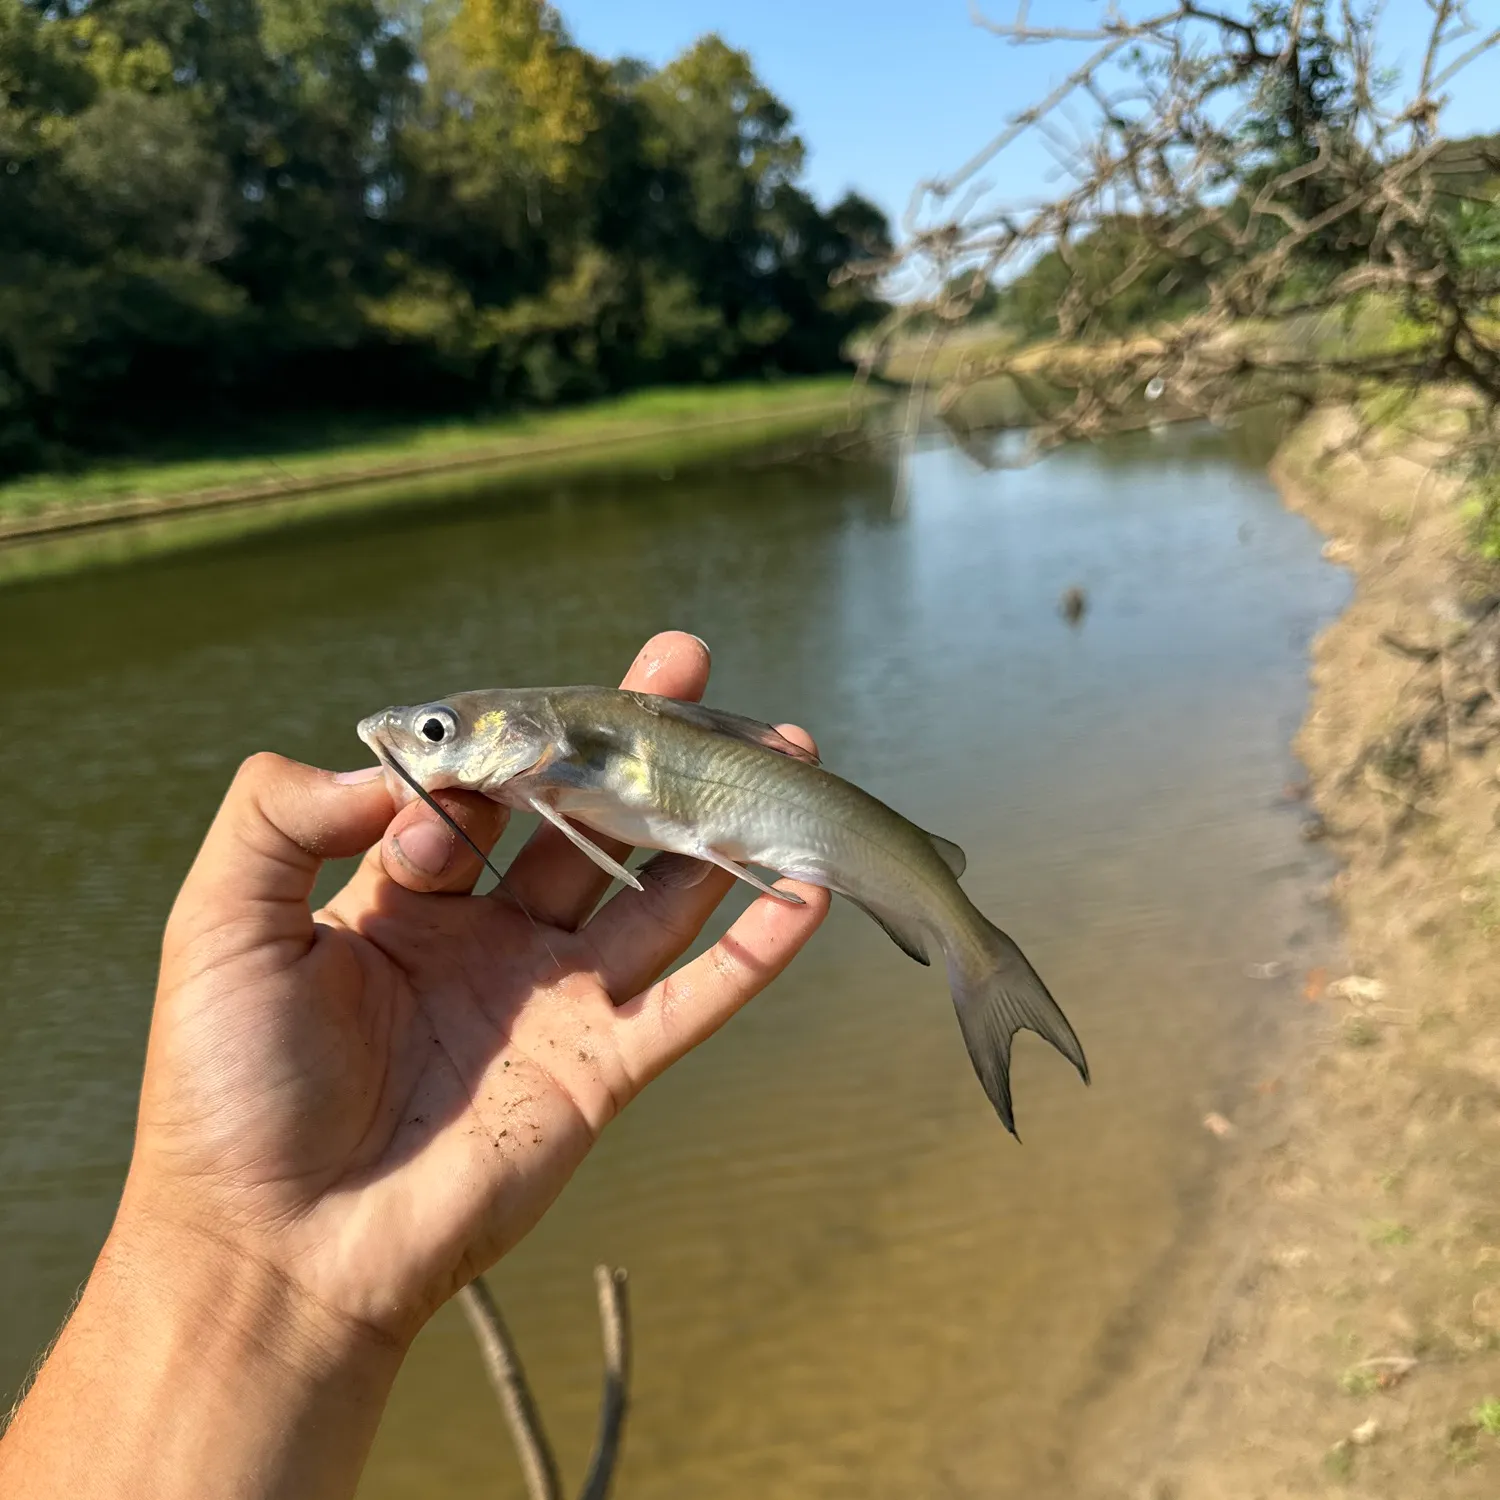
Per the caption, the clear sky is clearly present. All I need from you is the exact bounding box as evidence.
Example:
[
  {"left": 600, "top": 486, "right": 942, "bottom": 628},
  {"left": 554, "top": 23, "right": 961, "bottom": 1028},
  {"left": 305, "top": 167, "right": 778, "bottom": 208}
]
[{"left": 560, "top": 0, "right": 1500, "bottom": 231}]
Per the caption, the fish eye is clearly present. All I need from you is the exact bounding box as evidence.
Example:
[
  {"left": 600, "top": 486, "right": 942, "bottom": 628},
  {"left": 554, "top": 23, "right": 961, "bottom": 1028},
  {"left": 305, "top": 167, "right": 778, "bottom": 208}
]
[{"left": 414, "top": 706, "right": 459, "bottom": 745}]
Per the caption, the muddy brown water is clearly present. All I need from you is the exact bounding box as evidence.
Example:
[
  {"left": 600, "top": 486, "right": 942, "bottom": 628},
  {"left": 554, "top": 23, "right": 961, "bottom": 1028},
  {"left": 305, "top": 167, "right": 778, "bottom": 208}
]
[{"left": 0, "top": 424, "right": 1348, "bottom": 1495}]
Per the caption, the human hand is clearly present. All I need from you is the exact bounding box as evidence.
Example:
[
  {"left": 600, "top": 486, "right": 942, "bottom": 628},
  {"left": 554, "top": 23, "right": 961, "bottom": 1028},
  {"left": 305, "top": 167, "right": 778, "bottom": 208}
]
[{"left": 119, "top": 631, "right": 828, "bottom": 1349}]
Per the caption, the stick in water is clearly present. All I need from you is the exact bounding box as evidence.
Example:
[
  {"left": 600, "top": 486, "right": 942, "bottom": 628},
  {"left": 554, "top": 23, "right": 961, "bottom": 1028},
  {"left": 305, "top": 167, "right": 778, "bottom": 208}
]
[{"left": 458, "top": 1269, "right": 632, "bottom": 1500}]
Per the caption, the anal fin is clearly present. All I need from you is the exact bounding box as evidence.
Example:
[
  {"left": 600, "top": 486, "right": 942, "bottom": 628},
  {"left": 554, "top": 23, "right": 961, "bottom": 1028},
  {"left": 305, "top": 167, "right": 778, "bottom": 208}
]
[{"left": 848, "top": 898, "right": 931, "bottom": 965}]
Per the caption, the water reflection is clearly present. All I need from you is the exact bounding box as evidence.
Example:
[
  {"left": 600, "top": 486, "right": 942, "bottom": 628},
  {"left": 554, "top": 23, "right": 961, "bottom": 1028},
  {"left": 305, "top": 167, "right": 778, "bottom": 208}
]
[{"left": 0, "top": 426, "right": 1346, "bottom": 1497}]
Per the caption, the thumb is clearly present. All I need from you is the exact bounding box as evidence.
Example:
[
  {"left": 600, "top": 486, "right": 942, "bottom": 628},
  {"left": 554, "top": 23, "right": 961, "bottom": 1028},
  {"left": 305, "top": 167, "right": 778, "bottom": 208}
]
[{"left": 167, "top": 754, "right": 395, "bottom": 953}]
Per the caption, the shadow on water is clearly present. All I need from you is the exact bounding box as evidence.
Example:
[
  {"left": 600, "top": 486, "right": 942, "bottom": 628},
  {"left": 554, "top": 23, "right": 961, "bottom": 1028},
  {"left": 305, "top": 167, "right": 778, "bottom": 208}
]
[{"left": 0, "top": 422, "right": 1347, "bottom": 1497}]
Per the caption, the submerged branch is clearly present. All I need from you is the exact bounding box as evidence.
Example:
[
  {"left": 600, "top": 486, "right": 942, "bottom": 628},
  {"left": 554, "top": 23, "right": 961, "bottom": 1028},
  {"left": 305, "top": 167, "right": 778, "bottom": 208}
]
[
  {"left": 459, "top": 1266, "right": 633, "bottom": 1500},
  {"left": 578, "top": 1267, "right": 631, "bottom": 1500},
  {"left": 459, "top": 1279, "right": 564, "bottom": 1500}
]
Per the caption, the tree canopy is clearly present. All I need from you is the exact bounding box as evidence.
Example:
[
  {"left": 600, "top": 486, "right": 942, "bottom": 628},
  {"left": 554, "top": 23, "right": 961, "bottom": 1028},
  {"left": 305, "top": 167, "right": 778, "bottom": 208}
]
[{"left": 0, "top": 0, "right": 890, "bottom": 474}]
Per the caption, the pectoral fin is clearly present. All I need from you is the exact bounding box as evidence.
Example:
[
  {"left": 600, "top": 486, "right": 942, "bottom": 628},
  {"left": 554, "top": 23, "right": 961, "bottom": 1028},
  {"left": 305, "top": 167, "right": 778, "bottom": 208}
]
[
  {"left": 527, "top": 797, "right": 643, "bottom": 891},
  {"left": 694, "top": 848, "right": 806, "bottom": 905}
]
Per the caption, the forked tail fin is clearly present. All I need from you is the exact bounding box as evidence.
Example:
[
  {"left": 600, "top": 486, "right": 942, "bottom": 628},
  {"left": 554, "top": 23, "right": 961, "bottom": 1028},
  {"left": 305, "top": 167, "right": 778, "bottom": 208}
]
[{"left": 946, "top": 919, "right": 1089, "bottom": 1137}]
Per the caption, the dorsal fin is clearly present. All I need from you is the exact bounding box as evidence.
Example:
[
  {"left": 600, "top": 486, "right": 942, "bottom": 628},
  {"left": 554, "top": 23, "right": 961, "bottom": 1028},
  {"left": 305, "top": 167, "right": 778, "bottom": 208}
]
[
  {"left": 626, "top": 692, "right": 820, "bottom": 765},
  {"left": 924, "top": 830, "right": 967, "bottom": 877}
]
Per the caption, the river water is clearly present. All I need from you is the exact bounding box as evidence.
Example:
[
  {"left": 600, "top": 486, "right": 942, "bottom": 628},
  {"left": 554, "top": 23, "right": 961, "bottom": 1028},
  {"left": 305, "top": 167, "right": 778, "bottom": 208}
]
[{"left": 0, "top": 424, "right": 1347, "bottom": 1495}]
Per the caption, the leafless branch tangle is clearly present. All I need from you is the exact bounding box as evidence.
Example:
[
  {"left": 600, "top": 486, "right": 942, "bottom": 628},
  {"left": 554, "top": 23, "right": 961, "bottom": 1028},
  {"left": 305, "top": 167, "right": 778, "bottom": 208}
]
[{"left": 847, "top": 1, "right": 1500, "bottom": 469}]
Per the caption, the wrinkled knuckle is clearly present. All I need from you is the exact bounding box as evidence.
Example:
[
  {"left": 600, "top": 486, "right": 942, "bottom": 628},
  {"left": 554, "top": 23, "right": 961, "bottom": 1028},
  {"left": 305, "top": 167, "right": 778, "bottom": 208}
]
[{"left": 595, "top": 1068, "right": 632, "bottom": 1132}]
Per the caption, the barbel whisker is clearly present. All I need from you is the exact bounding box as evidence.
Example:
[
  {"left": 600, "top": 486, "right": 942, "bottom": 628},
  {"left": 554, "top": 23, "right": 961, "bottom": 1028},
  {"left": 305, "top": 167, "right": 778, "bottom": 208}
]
[{"left": 375, "top": 748, "right": 562, "bottom": 972}]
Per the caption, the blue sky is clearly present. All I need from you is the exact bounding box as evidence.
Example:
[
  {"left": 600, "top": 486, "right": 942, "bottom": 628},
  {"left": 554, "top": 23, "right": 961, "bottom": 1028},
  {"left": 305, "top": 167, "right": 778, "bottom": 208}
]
[{"left": 561, "top": 1, "right": 1500, "bottom": 230}]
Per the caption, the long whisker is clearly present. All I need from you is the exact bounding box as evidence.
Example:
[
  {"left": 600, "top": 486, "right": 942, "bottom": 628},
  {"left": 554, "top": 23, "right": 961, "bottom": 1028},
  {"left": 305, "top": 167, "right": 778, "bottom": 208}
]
[
  {"left": 375, "top": 748, "right": 561, "bottom": 970},
  {"left": 378, "top": 747, "right": 510, "bottom": 886}
]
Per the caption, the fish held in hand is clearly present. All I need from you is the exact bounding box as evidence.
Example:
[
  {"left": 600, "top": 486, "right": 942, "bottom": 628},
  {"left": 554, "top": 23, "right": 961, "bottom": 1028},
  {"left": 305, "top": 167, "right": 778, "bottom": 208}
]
[{"left": 357, "top": 686, "right": 1088, "bottom": 1134}]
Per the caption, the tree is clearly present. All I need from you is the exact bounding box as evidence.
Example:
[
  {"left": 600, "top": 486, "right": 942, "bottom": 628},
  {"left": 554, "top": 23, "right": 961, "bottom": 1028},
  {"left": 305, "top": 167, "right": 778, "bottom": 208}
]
[{"left": 0, "top": 1, "right": 890, "bottom": 476}]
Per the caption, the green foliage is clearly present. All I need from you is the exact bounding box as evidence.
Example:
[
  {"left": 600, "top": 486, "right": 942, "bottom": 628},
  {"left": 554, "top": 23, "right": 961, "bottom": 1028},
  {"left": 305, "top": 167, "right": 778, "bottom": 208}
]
[
  {"left": 0, "top": 1, "right": 888, "bottom": 476},
  {"left": 992, "top": 216, "right": 1217, "bottom": 340},
  {"left": 1456, "top": 200, "right": 1500, "bottom": 272},
  {"left": 1323, "top": 1441, "right": 1355, "bottom": 1480},
  {"left": 985, "top": 6, "right": 1500, "bottom": 347},
  {"left": 1462, "top": 470, "right": 1500, "bottom": 563}
]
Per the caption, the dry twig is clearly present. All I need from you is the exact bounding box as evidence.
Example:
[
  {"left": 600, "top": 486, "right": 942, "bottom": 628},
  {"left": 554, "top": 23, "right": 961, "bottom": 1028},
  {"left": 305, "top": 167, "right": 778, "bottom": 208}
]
[
  {"left": 458, "top": 1266, "right": 632, "bottom": 1500},
  {"left": 846, "top": 2, "right": 1500, "bottom": 465}
]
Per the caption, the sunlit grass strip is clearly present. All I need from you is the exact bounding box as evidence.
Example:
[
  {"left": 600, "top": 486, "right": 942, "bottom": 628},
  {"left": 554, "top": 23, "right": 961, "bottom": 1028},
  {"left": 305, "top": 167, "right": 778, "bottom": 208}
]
[
  {"left": 0, "top": 378, "right": 863, "bottom": 522},
  {"left": 0, "top": 393, "right": 876, "bottom": 589}
]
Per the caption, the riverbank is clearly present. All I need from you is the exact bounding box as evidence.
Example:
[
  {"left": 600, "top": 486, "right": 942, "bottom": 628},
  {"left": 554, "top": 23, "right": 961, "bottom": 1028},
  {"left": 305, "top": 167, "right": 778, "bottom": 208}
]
[
  {"left": 0, "top": 379, "right": 878, "bottom": 587},
  {"left": 0, "top": 378, "right": 868, "bottom": 537},
  {"left": 1127, "top": 406, "right": 1500, "bottom": 1496}
]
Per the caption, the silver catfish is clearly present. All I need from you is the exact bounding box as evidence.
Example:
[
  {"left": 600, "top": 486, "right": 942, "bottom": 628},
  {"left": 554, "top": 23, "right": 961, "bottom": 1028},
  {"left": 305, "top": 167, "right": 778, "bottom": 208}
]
[{"left": 358, "top": 686, "right": 1088, "bottom": 1133}]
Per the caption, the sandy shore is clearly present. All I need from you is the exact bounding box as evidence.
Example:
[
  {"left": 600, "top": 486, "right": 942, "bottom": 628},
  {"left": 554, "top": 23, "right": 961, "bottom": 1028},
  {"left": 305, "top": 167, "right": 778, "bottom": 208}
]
[{"left": 1115, "top": 408, "right": 1500, "bottom": 1497}]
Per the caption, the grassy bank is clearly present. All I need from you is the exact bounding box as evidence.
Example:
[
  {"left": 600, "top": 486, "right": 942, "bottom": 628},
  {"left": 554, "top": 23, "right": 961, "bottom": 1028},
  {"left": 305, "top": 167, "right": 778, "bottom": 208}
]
[
  {"left": 0, "top": 378, "right": 865, "bottom": 528},
  {"left": 1136, "top": 406, "right": 1500, "bottom": 1497},
  {"left": 0, "top": 378, "right": 879, "bottom": 588},
  {"left": 871, "top": 297, "right": 1441, "bottom": 437}
]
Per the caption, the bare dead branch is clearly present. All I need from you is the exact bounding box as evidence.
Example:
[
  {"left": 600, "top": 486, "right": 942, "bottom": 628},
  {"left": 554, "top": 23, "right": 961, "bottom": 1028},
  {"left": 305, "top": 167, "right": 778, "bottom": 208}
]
[
  {"left": 854, "top": 0, "right": 1500, "bottom": 485},
  {"left": 578, "top": 1267, "right": 631, "bottom": 1500},
  {"left": 459, "top": 1278, "right": 564, "bottom": 1500},
  {"left": 459, "top": 1267, "right": 633, "bottom": 1500}
]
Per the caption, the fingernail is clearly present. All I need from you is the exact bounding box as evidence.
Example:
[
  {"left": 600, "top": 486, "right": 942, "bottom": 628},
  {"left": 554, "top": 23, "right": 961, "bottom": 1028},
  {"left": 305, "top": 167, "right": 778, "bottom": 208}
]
[
  {"left": 687, "top": 632, "right": 710, "bottom": 659},
  {"left": 334, "top": 766, "right": 385, "bottom": 784},
  {"left": 393, "top": 819, "right": 453, "bottom": 876}
]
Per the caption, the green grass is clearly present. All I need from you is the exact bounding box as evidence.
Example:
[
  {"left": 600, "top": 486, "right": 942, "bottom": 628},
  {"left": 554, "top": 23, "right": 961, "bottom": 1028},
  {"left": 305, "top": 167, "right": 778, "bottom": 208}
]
[
  {"left": 1324, "top": 1441, "right": 1355, "bottom": 1481},
  {"left": 0, "top": 388, "right": 880, "bottom": 589},
  {"left": 1367, "top": 1220, "right": 1415, "bottom": 1248},
  {"left": 1475, "top": 1397, "right": 1500, "bottom": 1436},
  {"left": 874, "top": 322, "right": 1022, "bottom": 382},
  {"left": 0, "top": 378, "right": 862, "bottom": 519}
]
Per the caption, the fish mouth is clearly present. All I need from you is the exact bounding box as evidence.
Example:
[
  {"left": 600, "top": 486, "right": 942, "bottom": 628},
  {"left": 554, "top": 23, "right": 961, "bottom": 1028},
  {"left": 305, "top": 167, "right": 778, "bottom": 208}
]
[
  {"left": 356, "top": 710, "right": 418, "bottom": 805},
  {"left": 356, "top": 709, "right": 393, "bottom": 756}
]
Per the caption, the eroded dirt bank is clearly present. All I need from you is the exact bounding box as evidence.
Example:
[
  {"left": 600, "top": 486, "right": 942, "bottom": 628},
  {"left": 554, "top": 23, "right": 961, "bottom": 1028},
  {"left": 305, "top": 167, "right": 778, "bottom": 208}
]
[{"left": 1126, "top": 408, "right": 1500, "bottom": 1497}]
